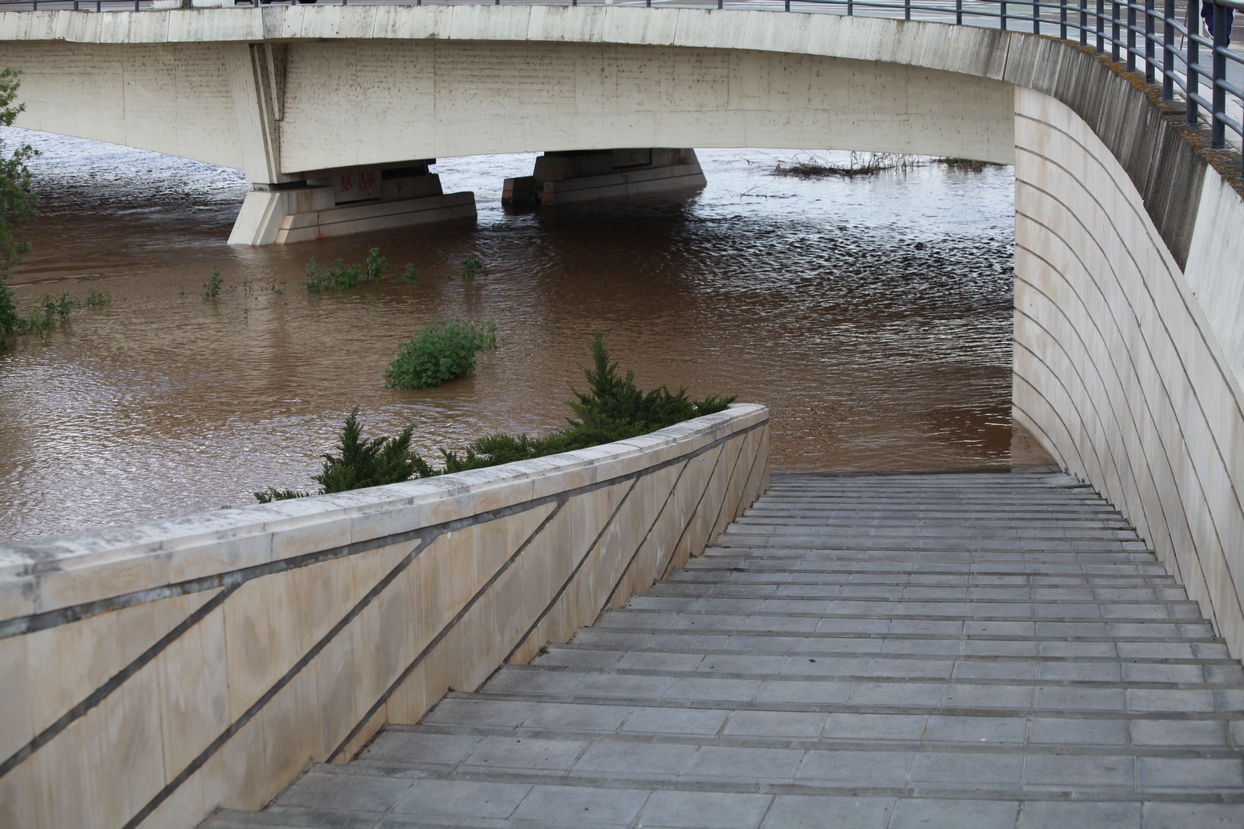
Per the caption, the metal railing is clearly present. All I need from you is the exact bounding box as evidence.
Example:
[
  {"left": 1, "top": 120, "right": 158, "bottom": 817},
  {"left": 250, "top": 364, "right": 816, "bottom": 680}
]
[{"left": 2, "top": 0, "right": 1241, "bottom": 170}]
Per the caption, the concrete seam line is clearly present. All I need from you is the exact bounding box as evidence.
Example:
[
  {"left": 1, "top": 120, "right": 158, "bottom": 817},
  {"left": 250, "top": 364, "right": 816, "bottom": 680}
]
[
  {"left": 657, "top": 442, "right": 726, "bottom": 582},
  {"left": 600, "top": 456, "right": 694, "bottom": 618},
  {"left": 116, "top": 533, "right": 433, "bottom": 829},
  {"left": 1014, "top": 182, "right": 1212, "bottom": 548},
  {"left": 503, "top": 476, "right": 641, "bottom": 666},
  {"left": 0, "top": 580, "right": 238, "bottom": 782},
  {"left": 662, "top": 438, "right": 736, "bottom": 582},
  {"left": 1016, "top": 201, "right": 1235, "bottom": 608},
  {"left": 1012, "top": 329, "right": 1206, "bottom": 607},
  {"left": 327, "top": 496, "right": 568, "bottom": 763},
  {"left": 1012, "top": 254, "right": 1161, "bottom": 549},
  {"left": 1015, "top": 121, "right": 1244, "bottom": 437}
]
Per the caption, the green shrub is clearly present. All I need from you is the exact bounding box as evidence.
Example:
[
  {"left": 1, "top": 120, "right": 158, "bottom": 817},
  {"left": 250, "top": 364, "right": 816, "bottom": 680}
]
[
  {"left": 258, "top": 334, "right": 734, "bottom": 500},
  {"left": 255, "top": 407, "right": 433, "bottom": 502},
  {"left": 398, "top": 263, "right": 419, "bottom": 285},
  {"left": 85, "top": 288, "right": 110, "bottom": 308},
  {"left": 0, "top": 275, "right": 16, "bottom": 350},
  {"left": 202, "top": 266, "right": 223, "bottom": 299},
  {"left": 384, "top": 318, "right": 498, "bottom": 390}
]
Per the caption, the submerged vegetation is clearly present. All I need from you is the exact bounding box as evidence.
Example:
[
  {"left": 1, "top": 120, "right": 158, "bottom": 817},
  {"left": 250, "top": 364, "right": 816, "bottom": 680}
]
[
  {"left": 257, "top": 333, "right": 735, "bottom": 501},
  {"left": 304, "top": 247, "right": 421, "bottom": 292},
  {"left": 773, "top": 153, "right": 1001, "bottom": 179},
  {"left": 202, "top": 266, "right": 223, "bottom": 299},
  {"left": 773, "top": 152, "right": 922, "bottom": 179},
  {"left": 384, "top": 317, "right": 499, "bottom": 390}
]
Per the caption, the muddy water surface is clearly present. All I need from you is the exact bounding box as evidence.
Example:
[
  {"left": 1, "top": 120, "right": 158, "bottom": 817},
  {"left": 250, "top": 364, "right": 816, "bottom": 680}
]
[{"left": 0, "top": 135, "right": 1020, "bottom": 541}]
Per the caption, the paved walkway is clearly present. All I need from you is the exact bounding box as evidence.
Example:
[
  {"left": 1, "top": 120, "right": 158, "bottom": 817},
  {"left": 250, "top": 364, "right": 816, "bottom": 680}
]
[{"left": 203, "top": 469, "right": 1244, "bottom": 829}]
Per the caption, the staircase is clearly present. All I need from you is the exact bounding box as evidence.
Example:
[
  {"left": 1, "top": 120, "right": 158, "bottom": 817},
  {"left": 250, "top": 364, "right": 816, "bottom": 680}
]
[{"left": 201, "top": 469, "right": 1244, "bottom": 829}]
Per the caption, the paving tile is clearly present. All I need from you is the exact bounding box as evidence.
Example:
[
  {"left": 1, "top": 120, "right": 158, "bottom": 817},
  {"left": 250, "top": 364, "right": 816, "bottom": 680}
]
[
  {"left": 358, "top": 732, "right": 481, "bottom": 767},
  {"left": 1023, "top": 754, "right": 1135, "bottom": 789},
  {"left": 1016, "top": 800, "right": 1141, "bottom": 828},
  {"left": 754, "top": 680, "right": 852, "bottom": 705},
  {"left": 277, "top": 773, "right": 417, "bottom": 813},
  {"left": 795, "top": 750, "right": 915, "bottom": 786},
  {"left": 847, "top": 681, "right": 944, "bottom": 707},
  {"left": 684, "top": 746, "right": 805, "bottom": 781},
  {"left": 924, "top": 714, "right": 1028, "bottom": 745},
  {"left": 1027, "top": 717, "right": 1127, "bottom": 745},
  {"left": 723, "top": 710, "right": 828, "bottom": 738},
  {"left": 1142, "top": 802, "right": 1244, "bottom": 828},
  {"left": 638, "top": 791, "right": 772, "bottom": 829},
  {"left": 620, "top": 707, "right": 728, "bottom": 736},
  {"left": 522, "top": 702, "right": 632, "bottom": 733},
  {"left": 908, "top": 752, "right": 1025, "bottom": 786},
  {"left": 572, "top": 742, "right": 696, "bottom": 776},
  {"left": 762, "top": 795, "right": 894, "bottom": 828},
  {"left": 1129, "top": 718, "right": 1229, "bottom": 746},
  {"left": 391, "top": 779, "right": 531, "bottom": 820},
  {"left": 463, "top": 736, "right": 587, "bottom": 772},
  {"left": 888, "top": 798, "right": 1019, "bottom": 829},
  {"left": 510, "top": 784, "right": 650, "bottom": 825},
  {"left": 662, "top": 677, "right": 761, "bottom": 702},
  {"left": 940, "top": 684, "right": 1034, "bottom": 710},
  {"left": 421, "top": 699, "right": 536, "bottom": 727},
  {"left": 823, "top": 713, "right": 927, "bottom": 741},
  {"left": 1136, "top": 757, "right": 1244, "bottom": 789}
]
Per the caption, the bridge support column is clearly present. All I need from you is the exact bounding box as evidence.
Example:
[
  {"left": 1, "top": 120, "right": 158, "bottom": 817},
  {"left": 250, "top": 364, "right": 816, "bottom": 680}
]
[
  {"left": 503, "top": 148, "right": 705, "bottom": 207},
  {"left": 229, "top": 163, "right": 476, "bottom": 246}
]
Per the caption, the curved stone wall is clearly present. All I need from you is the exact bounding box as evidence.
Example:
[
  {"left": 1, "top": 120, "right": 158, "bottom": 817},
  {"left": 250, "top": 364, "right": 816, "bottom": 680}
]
[
  {"left": 0, "top": 405, "right": 768, "bottom": 828},
  {"left": 1013, "top": 84, "right": 1244, "bottom": 657}
]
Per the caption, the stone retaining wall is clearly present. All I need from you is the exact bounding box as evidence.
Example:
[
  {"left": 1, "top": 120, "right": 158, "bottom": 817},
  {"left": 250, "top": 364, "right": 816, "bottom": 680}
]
[
  {"left": 0, "top": 404, "right": 768, "bottom": 828},
  {"left": 1012, "top": 71, "right": 1244, "bottom": 658}
]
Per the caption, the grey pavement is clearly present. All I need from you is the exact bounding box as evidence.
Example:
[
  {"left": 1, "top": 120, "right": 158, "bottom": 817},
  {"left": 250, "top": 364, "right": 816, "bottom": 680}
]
[{"left": 201, "top": 469, "right": 1244, "bottom": 829}]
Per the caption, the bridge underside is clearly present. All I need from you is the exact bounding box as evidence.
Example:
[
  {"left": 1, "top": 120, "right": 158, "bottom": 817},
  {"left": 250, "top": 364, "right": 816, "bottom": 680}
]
[{"left": 5, "top": 35, "right": 1014, "bottom": 244}]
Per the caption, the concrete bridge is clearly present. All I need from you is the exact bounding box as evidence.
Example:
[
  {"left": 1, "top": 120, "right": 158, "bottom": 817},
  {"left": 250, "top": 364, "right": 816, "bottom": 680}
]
[{"left": 2, "top": 5, "right": 1244, "bottom": 828}]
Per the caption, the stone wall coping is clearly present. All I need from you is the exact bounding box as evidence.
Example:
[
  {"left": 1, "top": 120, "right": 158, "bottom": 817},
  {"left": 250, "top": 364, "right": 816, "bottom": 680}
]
[{"left": 0, "top": 403, "right": 767, "bottom": 624}]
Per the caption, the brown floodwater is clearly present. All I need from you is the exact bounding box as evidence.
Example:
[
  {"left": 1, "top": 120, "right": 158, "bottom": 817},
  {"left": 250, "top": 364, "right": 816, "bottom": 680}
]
[{"left": 0, "top": 133, "right": 1022, "bottom": 542}]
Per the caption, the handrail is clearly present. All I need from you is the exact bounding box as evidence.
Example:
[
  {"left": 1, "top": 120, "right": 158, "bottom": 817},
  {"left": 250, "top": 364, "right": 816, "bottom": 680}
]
[{"left": 1, "top": 0, "right": 1240, "bottom": 171}]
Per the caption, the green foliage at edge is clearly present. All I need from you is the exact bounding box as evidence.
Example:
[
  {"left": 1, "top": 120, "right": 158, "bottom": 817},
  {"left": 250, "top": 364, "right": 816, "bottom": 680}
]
[
  {"left": 257, "top": 333, "right": 734, "bottom": 501},
  {"left": 0, "top": 68, "right": 39, "bottom": 352}
]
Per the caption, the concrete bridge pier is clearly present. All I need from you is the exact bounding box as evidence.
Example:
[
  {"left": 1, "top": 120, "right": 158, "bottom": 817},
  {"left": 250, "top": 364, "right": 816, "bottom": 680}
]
[
  {"left": 503, "top": 147, "right": 705, "bottom": 207},
  {"left": 228, "top": 162, "right": 476, "bottom": 246}
]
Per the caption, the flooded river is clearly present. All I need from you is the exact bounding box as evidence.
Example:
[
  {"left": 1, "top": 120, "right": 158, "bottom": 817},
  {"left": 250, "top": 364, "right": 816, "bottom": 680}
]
[{"left": 0, "top": 133, "right": 1024, "bottom": 541}]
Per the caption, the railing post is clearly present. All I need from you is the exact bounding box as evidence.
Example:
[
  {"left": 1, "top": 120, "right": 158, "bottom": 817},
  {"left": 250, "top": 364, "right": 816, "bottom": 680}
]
[
  {"left": 1161, "top": 0, "right": 1174, "bottom": 97},
  {"left": 1061, "top": 0, "right": 1069, "bottom": 40},
  {"left": 1144, "top": 0, "right": 1155, "bottom": 82},
  {"left": 1186, "top": 0, "right": 1200, "bottom": 124},
  {"left": 956, "top": 0, "right": 963, "bottom": 25},
  {"left": 1080, "top": 0, "right": 1089, "bottom": 45},
  {"left": 1212, "top": 0, "right": 1228, "bottom": 148},
  {"left": 785, "top": 0, "right": 791, "bottom": 9},
  {"left": 1002, "top": 0, "right": 1008, "bottom": 31},
  {"left": 1112, "top": 1, "right": 1121, "bottom": 62},
  {"left": 1127, "top": 0, "right": 1136, "bottom": 71},
  {"left": 848, "top": 0, "right": 854, "bottom": 16},
  {"left": 1096, "top": 0, "right": 1105, "bottom": 51},
  {"left": 1034, "top": 0, "right": 1041, "bottom": 34},
  {"left": 905, "top": 0, "right": 911, "bottom": 20}
]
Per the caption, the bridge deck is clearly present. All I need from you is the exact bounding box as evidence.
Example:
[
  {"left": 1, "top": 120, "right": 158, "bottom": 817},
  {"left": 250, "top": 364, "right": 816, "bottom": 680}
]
[{"left": 202, "top": 470, "right": 1244, "bottom": 829}]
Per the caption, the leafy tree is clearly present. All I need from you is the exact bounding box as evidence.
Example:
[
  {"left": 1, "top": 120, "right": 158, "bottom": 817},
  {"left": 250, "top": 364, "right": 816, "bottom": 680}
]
[{"left": 0, "top": 68, "right": 38, "bottom": 351}]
